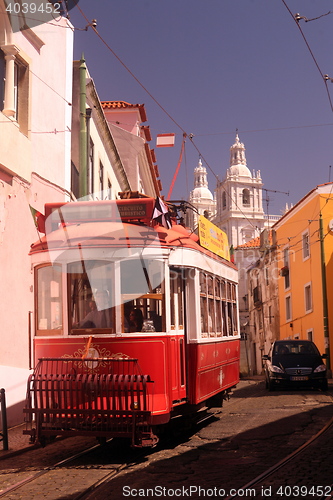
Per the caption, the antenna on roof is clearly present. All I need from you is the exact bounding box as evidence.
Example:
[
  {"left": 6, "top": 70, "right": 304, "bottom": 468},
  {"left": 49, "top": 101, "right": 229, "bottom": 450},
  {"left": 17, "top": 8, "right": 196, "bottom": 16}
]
[{"left": 262, "top": 188, "right": 289, "bottom": 227}]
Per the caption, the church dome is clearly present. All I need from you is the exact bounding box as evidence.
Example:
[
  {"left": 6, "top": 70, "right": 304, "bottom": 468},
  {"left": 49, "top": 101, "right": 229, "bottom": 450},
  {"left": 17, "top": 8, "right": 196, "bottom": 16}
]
[
  {"left": 228, "top": 164, "right": 252, "bottom": 178},
  {"left": 190, "top": 159, "right": 214, "bottom": 200},
  {"left": 191, "top": 186, "right": 214, "bottom": 201}
]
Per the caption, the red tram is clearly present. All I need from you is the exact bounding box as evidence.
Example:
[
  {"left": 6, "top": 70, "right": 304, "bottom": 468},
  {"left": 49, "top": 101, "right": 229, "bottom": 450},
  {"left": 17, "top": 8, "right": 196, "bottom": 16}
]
[{"left": 24, "top": 196, "right": 240, "bottom": 446}]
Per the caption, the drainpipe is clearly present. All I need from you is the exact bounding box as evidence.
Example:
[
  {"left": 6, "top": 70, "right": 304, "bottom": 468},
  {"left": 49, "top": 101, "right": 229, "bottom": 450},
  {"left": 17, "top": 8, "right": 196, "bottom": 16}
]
[
  {"left": 79, "top": 54, "right": 87, "bottom": 199},
  {"left": 319, "top": 212, "right": 331, "bottom": 373}
]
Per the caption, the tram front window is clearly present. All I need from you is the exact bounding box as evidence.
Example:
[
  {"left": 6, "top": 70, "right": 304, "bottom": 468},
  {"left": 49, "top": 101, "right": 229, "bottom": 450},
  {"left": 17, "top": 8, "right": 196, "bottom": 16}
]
[
  {"left": 69, "top": 260, "right": 115, "bottom": 333},
  {"left": 121, "top": 258, "right": 165, "bottom": 333},
  {"left": 36, "top": 265, "right": 63, "bottom": 335}
]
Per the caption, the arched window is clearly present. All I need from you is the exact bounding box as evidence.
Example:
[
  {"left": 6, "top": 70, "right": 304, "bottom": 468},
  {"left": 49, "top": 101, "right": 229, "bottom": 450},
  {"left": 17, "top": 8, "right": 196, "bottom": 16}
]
[
  {"left": 222, "top": 191, "right": 226, "bottom": 210},
  {"left": 242, "top": 188, "right": 250, "bottom": 206}
]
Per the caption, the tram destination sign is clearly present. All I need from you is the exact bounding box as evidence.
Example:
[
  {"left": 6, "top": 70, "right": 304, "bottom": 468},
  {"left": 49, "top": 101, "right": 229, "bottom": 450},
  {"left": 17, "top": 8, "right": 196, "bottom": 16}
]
[
  {"left": 198, "top": 216, "right": 230, "bottom": 261},
  {"left": 118, "top": 203, "right": 147, "bottom": 219}
]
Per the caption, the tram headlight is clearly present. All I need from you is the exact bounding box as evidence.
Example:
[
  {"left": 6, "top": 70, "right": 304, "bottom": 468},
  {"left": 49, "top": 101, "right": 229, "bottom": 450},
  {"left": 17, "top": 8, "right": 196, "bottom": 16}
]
[
  {"left": 270, "top": 365, "right": 284, "bottom": 374},
  {"left": 314, "top": 364, "right": 327, "bottom": 373}
]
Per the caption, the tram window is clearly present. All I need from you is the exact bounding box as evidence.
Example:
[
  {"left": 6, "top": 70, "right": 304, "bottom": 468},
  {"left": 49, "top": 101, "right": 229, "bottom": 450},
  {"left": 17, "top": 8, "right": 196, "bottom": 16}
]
[
  {"left": 199, "top": 272, "right": 238, "bottom": 338},
  {"left": 221, "top": 280, "right": 226, "bottom": 299},
  {"left": 121, "top": 259, "right": 165, "bottom": 332},
  {"left": 222, "top": 302, "right": 228, "bottom": 336},
  {"left": 208, "top": 276, "right": 215, "bottom": 336},
  {"left": 215, "top": 281, "right": 223, "bottom": 337},
  {"left": 207, "top": 275, "right": 214, "bottom": 297},
  {"left": 208, "top": 296, "right": 215, "bottom": 336},
  {"left": 233, "top": 303, "right": 238, "bottom": 335},
  {"left": 68, "top": 261, "right": 115, "bottom": 333},
  {"left": 227, "top": 303, "right": 233, "bottom": 335},
  {"left": 200, "top": 296, "right": 208, "bottom": 337},
  {"left": 170, "top": 269, "right": 184, "bottom": 331},
  {"left": 36, "top": 265, "right": 63, "bottom": 335}
]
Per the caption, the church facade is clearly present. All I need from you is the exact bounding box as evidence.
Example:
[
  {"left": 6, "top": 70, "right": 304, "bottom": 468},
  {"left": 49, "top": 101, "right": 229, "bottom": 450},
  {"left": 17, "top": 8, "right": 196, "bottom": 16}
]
[
  {"left": 188, "top": 134, "right": 280, "bottom": 375},
  {"left": 214, "top": 134, "right": 266, "bottom": 246}
]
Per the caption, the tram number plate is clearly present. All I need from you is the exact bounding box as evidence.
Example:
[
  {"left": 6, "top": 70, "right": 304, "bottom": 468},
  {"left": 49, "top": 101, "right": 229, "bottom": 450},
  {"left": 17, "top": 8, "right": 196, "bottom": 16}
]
[{"left": 290, "top": 376, "right": 308, "bottom": 381}]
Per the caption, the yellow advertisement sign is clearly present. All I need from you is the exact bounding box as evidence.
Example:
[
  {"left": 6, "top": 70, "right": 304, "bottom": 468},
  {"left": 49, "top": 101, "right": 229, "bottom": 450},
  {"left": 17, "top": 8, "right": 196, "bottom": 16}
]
[{"left": 198, "top": 216, "right": 230, "bottom": 261}]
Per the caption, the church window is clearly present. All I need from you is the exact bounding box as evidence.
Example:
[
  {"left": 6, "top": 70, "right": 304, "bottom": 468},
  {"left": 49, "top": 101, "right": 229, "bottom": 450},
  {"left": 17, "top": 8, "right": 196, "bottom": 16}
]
[
  {"left": 242, "top": 188, "right": 250, "bottom": 206},
  {"left": 222, "top": 191, "right": 226, "bottom": 210}
]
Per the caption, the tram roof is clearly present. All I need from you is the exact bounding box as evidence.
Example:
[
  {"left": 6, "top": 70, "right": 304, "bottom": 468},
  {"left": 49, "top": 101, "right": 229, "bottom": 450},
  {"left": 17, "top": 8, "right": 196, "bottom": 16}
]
[{"left": 29, "top": 199, "right": 237, "bottom": 270}]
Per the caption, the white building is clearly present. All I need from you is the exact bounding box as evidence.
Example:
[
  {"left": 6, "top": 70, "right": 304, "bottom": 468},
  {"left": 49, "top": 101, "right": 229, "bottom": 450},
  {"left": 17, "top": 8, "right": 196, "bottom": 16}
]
[
  {"left": 214, "top": 134, "right": 266, "bottom": 246},
  {"left": 187, "top": 159, "right": 216, "bottom": 229}
]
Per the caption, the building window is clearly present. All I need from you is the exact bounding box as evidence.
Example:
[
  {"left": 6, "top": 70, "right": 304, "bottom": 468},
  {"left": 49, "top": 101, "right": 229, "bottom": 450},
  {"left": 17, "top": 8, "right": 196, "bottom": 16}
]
[
  {"left": 302, "top": 231, "right": 310, "bottom": 260},
  {"left": 307, "top": 329, "right": 313, "bottom": 341},
  {"left": 0, "top": 48, "right": 29, "bottom": 135},
  {"left": 222, "top": 191, "right": 226, "bottom": 210},
  {"left": 242, "top": 188, "right": 250, "bottom": 206},
  {"left": 14, "top": 58, "right": 29, "bottom": 134},
  {"left": 107, "top": 178, "right": 112, "bottom": 200},
  {"left": 99, "top": 161, "right": 104, "bottom": 194},
  {"left": 285, "top": 295, "right": 292, "bottom": 322},
  {"left": 304, "top": 283, "right": 312, "bottom": 313},
  {"left": 283, "top": 247, "right": 290, "bottom": 290}
]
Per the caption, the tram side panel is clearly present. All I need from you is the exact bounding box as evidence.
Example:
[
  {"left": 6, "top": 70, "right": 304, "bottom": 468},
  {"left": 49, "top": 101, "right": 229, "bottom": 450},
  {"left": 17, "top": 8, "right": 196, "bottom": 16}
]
[{"left": 187, "top": 339, "right": 240, "bottom": 404}]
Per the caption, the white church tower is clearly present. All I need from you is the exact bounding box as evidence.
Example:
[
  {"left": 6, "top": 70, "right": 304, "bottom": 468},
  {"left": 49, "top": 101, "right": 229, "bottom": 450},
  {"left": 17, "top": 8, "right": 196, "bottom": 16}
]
[
  {"left": 187, "top": 158, "right": 216, "bottom": 230},
  {"left": 214, "top": 134, "right": 265, "bottom": 247}
]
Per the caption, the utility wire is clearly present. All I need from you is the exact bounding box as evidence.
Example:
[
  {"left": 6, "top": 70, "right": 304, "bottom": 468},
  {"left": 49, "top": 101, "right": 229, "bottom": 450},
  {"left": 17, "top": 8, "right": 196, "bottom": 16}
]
[
  {"left": 73, "top": 2, "right": 263, "bottom": 234},
  {"left": 282, "top": 0, "right": 333, "bottom": 113}
]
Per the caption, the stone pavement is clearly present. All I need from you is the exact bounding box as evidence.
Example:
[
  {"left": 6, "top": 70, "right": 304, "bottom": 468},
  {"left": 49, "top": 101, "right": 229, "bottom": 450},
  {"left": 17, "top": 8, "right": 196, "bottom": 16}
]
[
  {"left": 0, "top": 422, "right": 35, "bottom": 459},
  {"left": 0, "top": 375, "right": 330, "bottom": 460}
]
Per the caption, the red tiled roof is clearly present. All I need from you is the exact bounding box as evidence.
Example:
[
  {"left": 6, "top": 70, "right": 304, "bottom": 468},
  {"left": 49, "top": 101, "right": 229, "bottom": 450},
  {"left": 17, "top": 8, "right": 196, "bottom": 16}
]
[
  {"left": 236, "top": 237, "right": 260, "bottom": 249},
  {"left": 101, "top": 101, "right": 147, "bottom": 122}
]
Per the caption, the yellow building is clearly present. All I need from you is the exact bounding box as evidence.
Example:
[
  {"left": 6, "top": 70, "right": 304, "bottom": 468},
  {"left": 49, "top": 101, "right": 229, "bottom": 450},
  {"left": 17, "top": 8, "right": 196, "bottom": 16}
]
[{"left": 273, "top": 184, "right": 333, "bottom": 372}]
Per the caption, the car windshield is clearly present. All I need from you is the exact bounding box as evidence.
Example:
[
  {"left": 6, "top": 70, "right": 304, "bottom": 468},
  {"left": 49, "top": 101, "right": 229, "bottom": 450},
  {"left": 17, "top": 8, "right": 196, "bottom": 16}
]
[{"left": 273, "top": 342, "right": 318, "bottom": 356}]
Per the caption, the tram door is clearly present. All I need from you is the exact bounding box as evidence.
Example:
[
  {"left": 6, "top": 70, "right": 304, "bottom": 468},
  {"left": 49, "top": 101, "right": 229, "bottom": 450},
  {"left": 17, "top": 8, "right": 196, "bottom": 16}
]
[{"left": 170, "top": 268, "right": 187, "bottom": 404}]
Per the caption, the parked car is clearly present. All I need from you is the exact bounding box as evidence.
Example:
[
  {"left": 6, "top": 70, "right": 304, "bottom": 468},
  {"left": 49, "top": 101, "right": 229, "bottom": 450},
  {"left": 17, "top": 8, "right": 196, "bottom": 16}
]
[{"left": 262, "top": 340, "right": 328, "bottom": 391}]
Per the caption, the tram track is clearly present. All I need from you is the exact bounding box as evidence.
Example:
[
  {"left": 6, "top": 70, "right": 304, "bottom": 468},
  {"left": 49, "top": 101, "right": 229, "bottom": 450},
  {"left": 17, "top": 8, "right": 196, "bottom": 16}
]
[
  {"left": 0, "top": 409, "right": 217, "bottom": 499},
  {"left": 1, "top": 385, "right": 331, "bottom": 499},
  {"left": 0, "top": 440, "right": 110, "bottom": 498},
  {"left": 224, "top": 391, "right": 333, "bottom": 500}
]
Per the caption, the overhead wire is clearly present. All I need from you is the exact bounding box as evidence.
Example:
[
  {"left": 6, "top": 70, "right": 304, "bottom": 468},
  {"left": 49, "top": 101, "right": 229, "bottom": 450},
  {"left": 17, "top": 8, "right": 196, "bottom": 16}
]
[
  {"left": 281, "top": 0, "right": 333, "bottom": 113},
  {"left": 72, "top": 1, "right": 263, "bottom": 233}
]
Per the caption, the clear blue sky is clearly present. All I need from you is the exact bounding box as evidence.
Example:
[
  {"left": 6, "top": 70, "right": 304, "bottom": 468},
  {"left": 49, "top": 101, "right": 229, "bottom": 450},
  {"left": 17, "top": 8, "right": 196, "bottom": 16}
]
[{"left": 69, "top": 1, "right": 333, "bottom": 216}]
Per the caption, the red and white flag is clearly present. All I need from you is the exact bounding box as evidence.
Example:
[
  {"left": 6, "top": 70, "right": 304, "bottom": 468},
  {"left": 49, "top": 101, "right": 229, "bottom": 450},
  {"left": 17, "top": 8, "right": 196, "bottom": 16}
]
[
  {"left": 156, "top": 133, "right": 175, "bottom": 148},
  {"left": 152, "top": 197, "right": 172, "bottom": 229}
]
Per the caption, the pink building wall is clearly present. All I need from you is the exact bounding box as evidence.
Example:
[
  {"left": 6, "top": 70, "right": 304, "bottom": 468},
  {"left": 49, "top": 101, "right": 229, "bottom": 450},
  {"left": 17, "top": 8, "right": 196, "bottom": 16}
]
[{"left": 0, "top": 11, "right": 74, "bottom": 425}]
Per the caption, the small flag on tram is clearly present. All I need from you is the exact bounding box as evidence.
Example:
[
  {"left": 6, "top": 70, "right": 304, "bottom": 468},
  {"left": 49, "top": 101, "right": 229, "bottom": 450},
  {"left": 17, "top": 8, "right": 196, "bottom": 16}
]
[
  {"left": 156, "top": 133, "right": 175, "bottom": 148},
  {"left": 152, "top": 197, "right": 172, "bottom": 229},
  {"left": 29, "top": 205, "right": 45, "bottom": 233}
]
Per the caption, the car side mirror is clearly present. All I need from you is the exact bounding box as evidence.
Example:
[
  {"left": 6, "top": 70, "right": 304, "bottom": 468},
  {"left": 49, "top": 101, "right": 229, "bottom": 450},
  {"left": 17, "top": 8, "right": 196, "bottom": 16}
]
[
  {"left": 262, "top": 355, "right": 271, "bottom": 361},
  {"left": 322, "top": 353, "right": 328, "bottom": 359}
]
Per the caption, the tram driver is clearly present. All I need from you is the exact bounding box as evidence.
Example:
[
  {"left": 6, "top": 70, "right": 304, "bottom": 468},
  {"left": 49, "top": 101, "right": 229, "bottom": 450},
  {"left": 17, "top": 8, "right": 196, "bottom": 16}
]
[{"left": 77, "top": 290, "right": 114, "bottom": 330}]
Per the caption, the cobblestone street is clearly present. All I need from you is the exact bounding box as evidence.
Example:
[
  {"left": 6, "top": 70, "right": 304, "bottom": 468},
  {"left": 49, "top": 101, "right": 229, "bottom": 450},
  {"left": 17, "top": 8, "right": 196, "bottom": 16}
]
[{"left": 2, "top": 377, "right": 331, "bottom": 499}]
